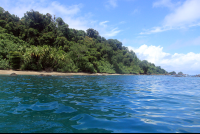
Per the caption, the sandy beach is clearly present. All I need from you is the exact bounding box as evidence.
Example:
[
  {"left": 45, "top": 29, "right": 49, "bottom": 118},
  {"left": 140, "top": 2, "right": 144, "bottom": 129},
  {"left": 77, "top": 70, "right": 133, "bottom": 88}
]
[{"left": 0, "top": 70, "right": 123, "bottom": 76}]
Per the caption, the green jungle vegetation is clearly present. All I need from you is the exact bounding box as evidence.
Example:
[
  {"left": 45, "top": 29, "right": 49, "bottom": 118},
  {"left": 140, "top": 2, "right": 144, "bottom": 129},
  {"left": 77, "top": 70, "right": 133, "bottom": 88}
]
[
  {"left": 0, "top": 7, "right": 171, "bottom": 74},
  {"left": 169, "top": 71, "right": 176, "bottom": 75}
]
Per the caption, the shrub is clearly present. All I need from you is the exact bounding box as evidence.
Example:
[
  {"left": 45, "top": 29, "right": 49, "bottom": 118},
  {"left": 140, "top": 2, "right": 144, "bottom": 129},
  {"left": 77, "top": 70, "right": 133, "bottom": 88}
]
[
  {"left": 9, "top": 51, "right": 21, "bottom": 70},
  {"left": 0, "top": 58, "right": 9, "bottom": 69}
]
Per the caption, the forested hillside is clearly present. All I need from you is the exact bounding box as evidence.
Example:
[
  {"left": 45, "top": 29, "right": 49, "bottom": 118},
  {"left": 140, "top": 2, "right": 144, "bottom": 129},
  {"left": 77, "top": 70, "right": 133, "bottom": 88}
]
[{"left": 0, "top": 7, "right": 167, "bottom": 74}]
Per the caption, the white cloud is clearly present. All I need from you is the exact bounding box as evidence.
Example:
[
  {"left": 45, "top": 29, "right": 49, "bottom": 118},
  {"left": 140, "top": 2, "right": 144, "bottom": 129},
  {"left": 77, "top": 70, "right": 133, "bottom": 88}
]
[
  {"left": 163, "top": 0, "right": 200, "bottom": 27},
  {"left": 1, "top": 0, "right": 123, "bottom": 37},
  {"left": 131, "top": 9, "right": 139, "bottom": 14},
  {"left": 107, "top": 0, "right": 118, "bottom": 8},
  {"left": 97, "top": 21, "right": 122, "bottom": 38},
  {"left": 140, "top": 26, "right": 172, "bottom": 34},
  {"left": 50, "top": 1, "right": 81, "bottom": 16},
  {"left": 189, "top": 22, "right": 200, "bottom": 27},
  {"left": 141, "top": 0, "right": 200, "bottom": 34},
  {"left": 119, "top": 21, "right": 126, "bottom": 24},
  {"left": 99, "top": 21, "right": 109, "bottom": 27},
  {"left": 128, "top": 45, "right": 170, "bottom": 64},
  {"left": 153, "top": 0, "right": 180, "bottom": 10},
  {"left": 102, "top": 27, "right": 122, "bottom": 37},
  {"left": 128, "top": 44, "right": 200, "bottom": 75}
]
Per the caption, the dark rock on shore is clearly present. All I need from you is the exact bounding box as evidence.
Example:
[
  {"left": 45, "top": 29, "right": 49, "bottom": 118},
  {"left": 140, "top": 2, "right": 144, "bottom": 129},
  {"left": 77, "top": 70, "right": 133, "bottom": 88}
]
[
  {"left": 174, "top": 74, "right": 186, "bottom": 77},
  {"left": 39, "top": 74, "right": 52, "bottom": 76},
  {"left": 10, "top": 73, "right": 17, "bottom": 76},
  {"left": 45, "top": 67, "right": 53, "bottom": 72},
  {"left": 193, "top": 74, "right": 200, "bottom": 77}
]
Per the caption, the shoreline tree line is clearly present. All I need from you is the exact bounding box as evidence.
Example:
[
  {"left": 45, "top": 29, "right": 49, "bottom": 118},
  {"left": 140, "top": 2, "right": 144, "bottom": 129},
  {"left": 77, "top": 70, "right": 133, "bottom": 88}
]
[{"left": 0, "top": 7, "right": 175, "bottom": 74}]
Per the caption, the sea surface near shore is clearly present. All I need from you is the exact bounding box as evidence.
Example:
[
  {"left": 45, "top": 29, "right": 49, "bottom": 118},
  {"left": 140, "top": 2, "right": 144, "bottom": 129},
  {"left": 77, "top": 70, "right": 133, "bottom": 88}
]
[{"left": 0, "top": 75, "right": 200, "bottom": 133}]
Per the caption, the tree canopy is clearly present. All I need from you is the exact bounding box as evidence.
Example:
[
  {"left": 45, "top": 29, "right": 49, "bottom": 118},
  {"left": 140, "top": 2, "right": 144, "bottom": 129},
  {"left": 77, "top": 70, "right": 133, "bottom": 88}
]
[
  {"left": 169, "top": 71, "right": 176, "bottom": 75},
  {"left": 0, "top": 7, "right": 168, "bottom": 74},
  {"left": 178, "top": 72, "right": 183, "bottom": 75}
]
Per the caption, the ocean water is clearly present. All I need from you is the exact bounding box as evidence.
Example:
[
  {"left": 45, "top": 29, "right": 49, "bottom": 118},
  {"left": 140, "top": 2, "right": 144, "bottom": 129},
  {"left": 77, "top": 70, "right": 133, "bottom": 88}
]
[{"left": 0, "top": 75, "right": 200, "bottom": 133}]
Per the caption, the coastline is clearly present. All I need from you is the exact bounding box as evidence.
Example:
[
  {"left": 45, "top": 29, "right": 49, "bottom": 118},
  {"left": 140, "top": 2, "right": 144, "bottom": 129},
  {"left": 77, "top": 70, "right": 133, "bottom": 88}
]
[
  {"left": 0, "top": 70, "right": 169, "bottom": 76},
  {"left": 0, "top": 70, "right": 122, "bottom": 76}
]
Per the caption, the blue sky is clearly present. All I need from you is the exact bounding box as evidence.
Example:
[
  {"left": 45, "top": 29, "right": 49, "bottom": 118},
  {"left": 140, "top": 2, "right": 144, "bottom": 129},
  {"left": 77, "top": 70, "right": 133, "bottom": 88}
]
[{"left": 1, "top": 0, "right": 200, "bottom": 75}]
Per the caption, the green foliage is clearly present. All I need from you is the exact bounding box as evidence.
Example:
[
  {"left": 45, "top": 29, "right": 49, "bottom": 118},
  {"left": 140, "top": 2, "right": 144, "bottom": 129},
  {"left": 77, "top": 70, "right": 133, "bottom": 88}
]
[
  {"left": 0, "top": 27, "right": 29, "bottom": 69},
  {"left": 178, "top": 72, "right": 183, "bottom": 75},
  {"left": 0, "top": 58, "right": 9, "bottom": 69},
  {"left": 0, "top": 7, "right": 5, "bottom": 13},
  {"left": 54, "top": 37, "right": 68, "bottom": 47},
  {"left": 139, "top": 60, "right": 149, "bottom": 74},
  {"left": 0, "top": 20, "right": 6, "bottom": 27},
  {"left": 138, "top": 60, "right": 167, "bottom": 75},
  {"left": 86, "top": 28, "right": 99, "bottom": 39},
  {"left": 0, "top": 7, "right": 168, "bottom": 74},
  {"left": 39, "top": 32, "right": 55, "bottom": 46},
  {"left": 9, "top": 51, "right": 21, "bottom": 69},
  {"left": 169, "top": 71, "right": 176, "bottom": 75},
  {"left": 96, "top": 60, "right": 115, "bottom": 74},
  {"left": 56, "top": 60, "right": 78, "bottom": 73}
]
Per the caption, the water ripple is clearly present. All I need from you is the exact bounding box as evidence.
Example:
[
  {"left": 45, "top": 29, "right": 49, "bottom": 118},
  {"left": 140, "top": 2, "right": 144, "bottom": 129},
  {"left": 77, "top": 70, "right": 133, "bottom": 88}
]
[{"left": 0, "top": 75, "right": 200, "bottom": 132}]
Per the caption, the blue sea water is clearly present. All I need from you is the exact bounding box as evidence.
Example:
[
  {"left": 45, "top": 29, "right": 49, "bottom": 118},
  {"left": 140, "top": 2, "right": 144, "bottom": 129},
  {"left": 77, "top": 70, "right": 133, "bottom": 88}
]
[{"left": 0, "top": 75, "right": 200, "bottom": 133}]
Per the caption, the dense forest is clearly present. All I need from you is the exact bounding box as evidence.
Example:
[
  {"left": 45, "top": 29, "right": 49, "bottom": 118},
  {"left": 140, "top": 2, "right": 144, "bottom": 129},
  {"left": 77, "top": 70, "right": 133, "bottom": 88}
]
[{"left": 0, "top": 7, "right": 169, "bottom": 74}]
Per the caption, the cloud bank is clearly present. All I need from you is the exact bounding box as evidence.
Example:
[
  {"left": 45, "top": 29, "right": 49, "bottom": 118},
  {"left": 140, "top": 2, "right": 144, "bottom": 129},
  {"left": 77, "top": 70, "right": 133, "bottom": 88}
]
[{"left": 128, "top": 44, "right": 200, "bottom": 75}]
